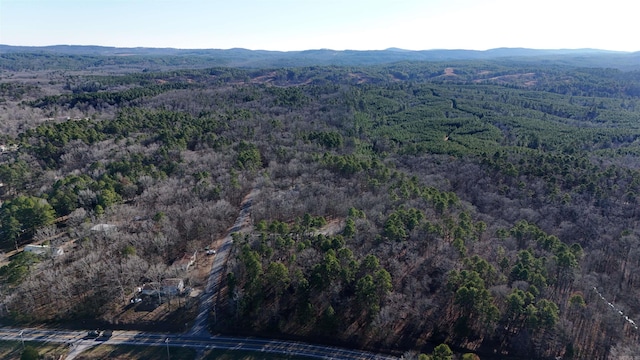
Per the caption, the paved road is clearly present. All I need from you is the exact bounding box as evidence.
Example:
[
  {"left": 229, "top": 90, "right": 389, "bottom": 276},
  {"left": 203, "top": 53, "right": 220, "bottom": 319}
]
[
  {"left": 0, "top": 327, "right": 397, "bottom": 360},
  {"left": 190, "top": 188, "right": 259, "bottom": 336}
]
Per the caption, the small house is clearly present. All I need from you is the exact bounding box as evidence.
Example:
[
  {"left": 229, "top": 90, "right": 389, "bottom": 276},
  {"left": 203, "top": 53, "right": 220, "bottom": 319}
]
[
  {"left": 140, "top": 282, "right": 161, "bottom": 296},
  {"left": 161, "top": 278, "right": 185, "bottom": 295},
  {"left": 24, "top": 244, "right": 64, "bottom": 257},
  {"left": 90, "top": 224, "right": 117, "bottom": 232}
]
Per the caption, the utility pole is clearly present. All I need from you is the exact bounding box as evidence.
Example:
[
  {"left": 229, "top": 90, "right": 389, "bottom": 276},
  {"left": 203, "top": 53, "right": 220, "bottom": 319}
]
[
  {"left": 19, "top": 330, "right": 24, "bottom": 349},
  {"left": 165, "top": 337, "right": 170, "bottom": 360}
]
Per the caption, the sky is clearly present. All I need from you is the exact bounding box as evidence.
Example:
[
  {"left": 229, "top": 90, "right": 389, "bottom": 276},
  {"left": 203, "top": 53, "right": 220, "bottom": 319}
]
[{"left": 0, "top": 0, "right": 638, "bottom": 52}]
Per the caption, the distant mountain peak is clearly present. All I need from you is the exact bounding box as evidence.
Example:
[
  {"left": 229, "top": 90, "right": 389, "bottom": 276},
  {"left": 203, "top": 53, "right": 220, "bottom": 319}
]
[{"left": 385, "top": 47, "right": 413, "bottom": 52}]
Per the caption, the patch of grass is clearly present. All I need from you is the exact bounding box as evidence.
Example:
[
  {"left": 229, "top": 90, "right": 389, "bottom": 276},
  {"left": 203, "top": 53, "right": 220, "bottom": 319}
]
[
  {"left": 0, "top": 340, "right": 318, "bottom": 360},
  {"left": 203, "top": 349, "right": 315, "bottom": 360},
  {"left": 76, "top": 344, "right": 196, "bottom": 360},
  {"left": 0, "top": 341, "right": 69, "bottom": 360},
  {"left": 0, "top": 341, "right": 22, "bottom": 360}
]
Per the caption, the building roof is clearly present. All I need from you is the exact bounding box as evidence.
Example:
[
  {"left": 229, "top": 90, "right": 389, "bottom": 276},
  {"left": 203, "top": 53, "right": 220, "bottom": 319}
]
[
  {"left": 24, "top": 244, "right": 64, "bottom": 256},
  {"left": 90, "top": 224, "right": 117, "bottom": 232}
]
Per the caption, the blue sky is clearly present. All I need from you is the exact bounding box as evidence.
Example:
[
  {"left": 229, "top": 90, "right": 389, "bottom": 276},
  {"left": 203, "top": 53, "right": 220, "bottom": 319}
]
[{"left": 1, "top": 0, "right": 637, "bottom": 51}]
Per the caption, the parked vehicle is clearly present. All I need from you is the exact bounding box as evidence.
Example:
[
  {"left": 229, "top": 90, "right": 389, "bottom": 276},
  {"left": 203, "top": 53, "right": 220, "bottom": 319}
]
[
  {"left": 87, "top": 329, "right": 103, "bottom": 338},
  {"left": 97, "top": 330, "right": 113, "bottom": 341}
]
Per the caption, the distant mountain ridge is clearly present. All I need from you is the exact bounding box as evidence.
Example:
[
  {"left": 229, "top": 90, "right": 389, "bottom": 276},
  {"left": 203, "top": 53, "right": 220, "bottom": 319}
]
[
  {"left": 0, "top": 44, "right": 631, "bottom": 57},
  {"left": 1, "top": 44, "right": 639, "bottom": 70}
]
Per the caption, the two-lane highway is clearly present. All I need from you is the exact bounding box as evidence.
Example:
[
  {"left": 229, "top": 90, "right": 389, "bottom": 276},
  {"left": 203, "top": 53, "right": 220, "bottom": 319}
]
[{"left": 0, "top": 327, "right": 397, "bottom": 359}]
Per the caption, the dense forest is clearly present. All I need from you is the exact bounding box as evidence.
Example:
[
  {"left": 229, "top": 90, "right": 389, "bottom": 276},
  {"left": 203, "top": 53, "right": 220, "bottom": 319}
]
[{"left": 1, "top": 49, "right": 639, "bottom": 359}]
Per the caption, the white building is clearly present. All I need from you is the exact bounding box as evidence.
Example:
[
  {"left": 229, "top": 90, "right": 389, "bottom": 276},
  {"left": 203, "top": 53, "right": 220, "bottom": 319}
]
[
  {"left": 90, "top": 224, "right": 117, "bottom": 232},
  {"left": 24, "top": 244, "right": 64, "bottom": 257}
]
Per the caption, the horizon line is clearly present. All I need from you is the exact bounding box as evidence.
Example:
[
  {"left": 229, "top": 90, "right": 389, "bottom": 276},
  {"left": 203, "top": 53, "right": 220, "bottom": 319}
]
[{"left": 0, "top": 44, "right": 637, "bottom": 54}]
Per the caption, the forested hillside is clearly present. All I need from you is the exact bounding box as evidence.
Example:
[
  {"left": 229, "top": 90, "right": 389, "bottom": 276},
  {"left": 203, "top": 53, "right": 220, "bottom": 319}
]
[{"left": 0, "top": 53, "right": 639, "bottom": 359}]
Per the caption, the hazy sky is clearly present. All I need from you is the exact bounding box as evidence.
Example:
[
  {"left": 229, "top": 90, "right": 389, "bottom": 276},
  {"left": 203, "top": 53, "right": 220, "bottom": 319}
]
[{"left": 1, "top": 0, "right": 637, "bottom": 51}]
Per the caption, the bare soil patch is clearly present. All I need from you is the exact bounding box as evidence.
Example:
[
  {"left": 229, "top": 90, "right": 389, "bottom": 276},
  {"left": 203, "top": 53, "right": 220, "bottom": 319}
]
[
  {"left": 313, "top": 218, "right": 345, "bottom": 236},
  {"left": 473, "top": 72, "right": 538, "bottom": 86},
  {"left": 75, "top": 344, "right": 195, "bottom": 360}
]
